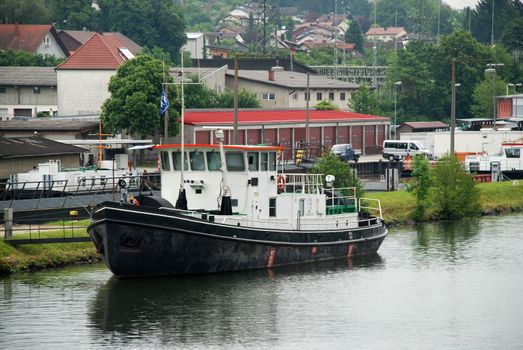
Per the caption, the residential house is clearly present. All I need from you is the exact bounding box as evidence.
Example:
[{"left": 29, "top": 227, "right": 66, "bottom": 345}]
[
  {"left": 225, "top": 69, "right": 359, "bottom": 109},
  {"left": 0, "top": 24, "right": 68, "bottom": 58},
  {"left": 0, "top": 67, "right": 57, "bottom": 120},
  {"left": 55, "top": 33, "right": 141, "bottom": 117},
  {"left": 184, "top": 33, "right": 208, "bottom": 60},
  {"left": 365, "top": 27, "right": 407, "bottom": 43},
  {"left": 58, "top": 30, "right": 141, "bottom": 54}
]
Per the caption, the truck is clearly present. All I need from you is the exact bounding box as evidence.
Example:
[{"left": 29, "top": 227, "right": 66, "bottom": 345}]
[
  {"left": 464, "top": 142, "right": 523, "bottom": 180},
  {"left": 331, "top": 144, "right": 360, "bottom": 162}
]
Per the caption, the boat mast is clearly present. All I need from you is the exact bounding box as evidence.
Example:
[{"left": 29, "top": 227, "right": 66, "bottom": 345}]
[
  {"left": 175, "top": 49, "right": 188, "bottom": 210},
  {"left": 216, "top": 129, "right": 232, "bottom": 215}
]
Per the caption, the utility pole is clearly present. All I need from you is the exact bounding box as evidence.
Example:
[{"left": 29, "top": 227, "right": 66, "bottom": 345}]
[
  {"left": 306, "top": 73, "right": 310, "bottom": 146},
  {"left": 233, "top": 53, "right": 239, "bottom": 144},
  {"left": 491, "top": 0, "right": 495, "bottom": 46},
  {"left": 450, "top": 58, "right": 456, "bottom": 155}
]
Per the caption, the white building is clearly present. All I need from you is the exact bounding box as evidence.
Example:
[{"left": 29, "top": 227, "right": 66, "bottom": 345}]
[
  {"left": 55, "top": 33, "right": 140, "bottom": 117},
  {"left": 184, "top": 33, "right": 208, "bottom": 59},
  {"left": 0, "top": 67, "right": 57, "bottom": 120}
]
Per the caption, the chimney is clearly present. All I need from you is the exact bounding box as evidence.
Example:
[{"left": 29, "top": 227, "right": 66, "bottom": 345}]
[{"left": 268, "top": 69, "right": 275, "bottom": 81}]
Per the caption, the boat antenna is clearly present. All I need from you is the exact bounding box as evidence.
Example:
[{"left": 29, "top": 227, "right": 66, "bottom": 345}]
[
  {"left": 175, "top": 48, "right": 188, "bottom": 210},
  {"left": 216, "top": 129, "right": 232, "bottom": 215}
]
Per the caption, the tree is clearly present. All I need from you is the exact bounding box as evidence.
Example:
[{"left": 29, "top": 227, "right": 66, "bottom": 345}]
[
  {"left": 0, "top": 0, "right": 49, "bottom": 24},
  {"left": 430, "top": 154, "right": 480, "bottom": 220},
  {"left": 48, "top": 0, "right": 99, "bottom": 31},
  {"left": 469, "top": 0, "right": 519, "bottom": 44},
  {"left": 407, "top": 154, "right": 431, "bottom": 221},
  {"left": 216, "top": 89, "right": 261, "bottom": 108},
  {"left": 310, "top": 153, "right": 364, "bottom": 198},
  {"left": 349, "top": 85, "right": 381, "bottom": 115},
  {"left": 344, "top": 19, "right": 364, "bottom": 53},
  {"left": 500, "top": 16, "right": 523, "bottom": 51},
  {"left": 101, "top": 55, "right": 177, "bottom": 139},
  {"left": 0, "top": 50, "right": 64, "bottom": 66},
  {"left": 470, "top": 75, "right": 507, "bottom": 118},
  {"left": 98, "top": 0, "right": 185, "bottom": 60},
  {"left": 315, "top": 100, "right": 340, "bottom": 110}
]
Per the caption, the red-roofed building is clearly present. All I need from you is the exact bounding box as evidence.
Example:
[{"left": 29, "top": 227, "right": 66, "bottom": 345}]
[
  {"left": 183, "top": 109, "right": 390, "bottom": 155},
  {"left": 55, "top": 33, "right": 140, "bottom": 116},
  {"left": 0, "top": 24, "right": 68, "bottom": 58}
]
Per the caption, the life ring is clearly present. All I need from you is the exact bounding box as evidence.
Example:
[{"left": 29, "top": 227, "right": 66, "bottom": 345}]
[{"left": 277, "top": 175, "right": 286, "bottom": 191}]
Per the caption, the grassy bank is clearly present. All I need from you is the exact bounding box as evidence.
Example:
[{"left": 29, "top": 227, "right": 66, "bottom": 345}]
[
  {"left": 1, "top": 181, "right": 522, "bottom": 275},
  {"left": 367, "top": 180, "right": 523, "bottom": 225},
  {"left": 0, "top": 222, "right": 99, "bottom": 275}
]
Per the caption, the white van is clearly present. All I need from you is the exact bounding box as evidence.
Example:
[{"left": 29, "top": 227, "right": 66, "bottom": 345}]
[{"left": 382, "top": 140, "right": 432, "bottom": 161}]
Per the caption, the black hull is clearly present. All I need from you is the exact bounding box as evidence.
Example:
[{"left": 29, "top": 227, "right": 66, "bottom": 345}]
[{"left": 88, "top": 202, "right": 387, "bottom": 278}]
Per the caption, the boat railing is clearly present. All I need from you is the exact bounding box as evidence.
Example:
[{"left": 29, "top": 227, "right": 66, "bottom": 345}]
[
  {"left": 358, "top": 198, "right": 383, "bottom": 222},
  {"left": 280, "top": 173, "right": 324, "bottom": 194},
  {"left": 323, "top": 187, "right": 358, "bottom": 215},
  {"left": 221, "top": 216, "right": 294, "bottom": 229}
]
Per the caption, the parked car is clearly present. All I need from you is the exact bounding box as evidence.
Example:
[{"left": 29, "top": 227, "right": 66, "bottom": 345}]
[
  {"left": 382, "top": 140, "right": 432, "bottom": 161},
  {"left": 331, "top": 144, "right": 359, "bottom": 162}
]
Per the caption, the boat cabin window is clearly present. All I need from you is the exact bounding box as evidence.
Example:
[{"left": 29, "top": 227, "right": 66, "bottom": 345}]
[
  {"left": 269, "top": 197, "right": 276, "bottom": 217},
  {"left": 206, "top": 151, "right": 221, "bottom": 171},
  {"left": 226, "top": 152, "right": 245, "bottom": 171},
  {"left": 505, "top": 148, "right": 521, "bottom": 158},
  {"left": 248, "top": 152, "right": 259, "bottom": 171},
  {"left": 261, "top": 152, "right": 268, "bottom": 171},
  {"left": 160, "top": 151, "right": 171, "bottom": 171},
  {"left": 189, "top": 151, "right": 206, "bottom": 170},
  {"left": 269, "top": 152, "right": 277, "bottom": 171},
  {"left": 172, "top": 151, "right": 188, "bottom": 170}
]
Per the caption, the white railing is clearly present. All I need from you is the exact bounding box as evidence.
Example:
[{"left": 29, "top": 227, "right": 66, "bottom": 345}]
[
  {"left": 280, "top": 173, "right": 324, "bottom": 194},
  {"left": 358, "top": 198, "right": 383, "bottom": 220}
]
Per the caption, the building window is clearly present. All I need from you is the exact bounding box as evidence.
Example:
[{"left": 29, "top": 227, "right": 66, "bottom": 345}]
[
  {"left": 292, "top": 93, "right": 298, "bottom": 100},
  {"left": 258, "top": 92, "right": 276, "bottom": 100},
  {"left": 33, "top": 87, "right": 40, "bottom": 94},
  {"left": 316, "top": 92, "right": 322, "bottom": 101},
  {"left": 329, "top": 92, "right": 335, "bottom": 100},
  {"left": 0, "top": 87, "right": 6, "bottom": 93},
  {"left": 304, "top": 92, "right": 310, "bottom": 101},
  {"left": 340, "top": 92, "right": 346, "bottom": 101}
]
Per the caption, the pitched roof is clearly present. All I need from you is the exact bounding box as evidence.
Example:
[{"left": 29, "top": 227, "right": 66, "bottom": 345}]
[
  {"left": 226, "top": 70, "right": 359, "bottom": 89},
  {"left": 0, "top": 24, "right": 67, "bottom": 55},
  {"left": 0, "top": 137, "right": 84, "bottom": 159},
  {"left": 184, "top": 109, "right": 388, "bottom": 126},
  {"left": 55, "top": 33, "right": 135, "bottom": 70},
  {"left": 0, "top": 67, "right": 56, "bottom": 86},
  {"left": 366, "top": 27, "right": 406, "bottom": 36},
  {"left": 58, "top": 30, "right": 142, "bottom": 53},
  {"left": 401, "top": 121, "right": 449, "bottom": 129}
]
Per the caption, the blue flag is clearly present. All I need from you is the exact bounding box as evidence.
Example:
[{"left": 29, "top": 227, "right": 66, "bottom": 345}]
[{"left": 160, "top": 88, "right": 170, "bottom": 116}]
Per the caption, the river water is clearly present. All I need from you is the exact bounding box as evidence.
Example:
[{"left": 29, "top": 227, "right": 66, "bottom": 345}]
[{"left": 1, "top": 214, "right": 523, "bottom": 349}]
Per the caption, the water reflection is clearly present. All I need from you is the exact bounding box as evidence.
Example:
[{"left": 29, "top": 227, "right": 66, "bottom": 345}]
[
  {"left": 412, "top": 218, "right": 481, "bottom": 265},
  {"left": 88, "top": 255, "right": 383, "bottom": 347}
]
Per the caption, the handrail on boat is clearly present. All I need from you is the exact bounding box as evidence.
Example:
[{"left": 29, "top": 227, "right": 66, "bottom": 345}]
[{"left": 358, "top": 198, "right": 383, "bottom": 220}]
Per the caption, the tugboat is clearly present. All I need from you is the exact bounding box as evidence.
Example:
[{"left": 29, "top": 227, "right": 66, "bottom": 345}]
[{"left": 87, "top": 129, "right": 387, "bottom": 277}]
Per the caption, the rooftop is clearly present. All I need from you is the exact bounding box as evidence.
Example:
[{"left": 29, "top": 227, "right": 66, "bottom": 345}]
[
  {"left": 0, "top": 24, "right": 66, "bottom": 54},
  {"left": 226, "top": 70, "right": 359, "bottom": 89},
  {"left": 0, "top": 119, "right": 99, "bottom": 132},
  {"left": 0, "top": 137, "right": 84, "bottom": 159},
  {"left": 401, "top": 121, "right": 449, "bottom": 129},
  {"left": 58, "top": 30, "right": 141, "bottom": 53},
  {"left": 366, "top": 27, "right": 406, "bottom": 36},
  {"left": 184, "top": 109, "right": 388, "bottom": 126},
  {"left": 0, "top": 67, "right": 56, "bottom": 86}
]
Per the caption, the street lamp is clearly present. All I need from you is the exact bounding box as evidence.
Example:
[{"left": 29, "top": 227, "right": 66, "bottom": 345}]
[
  {"left": 394, "top": 81, "right": 402, "bottom": 140},
  {"left": 485, "top": 63, "right": 504, "bottom": 130},
  {"left": 507, "top": 82, "right": 523, "bottom": 95}
]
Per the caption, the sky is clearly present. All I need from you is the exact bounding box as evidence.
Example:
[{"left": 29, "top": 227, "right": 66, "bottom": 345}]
[{"left": 444, "top": 0, "right": 479, "bottom": 9}]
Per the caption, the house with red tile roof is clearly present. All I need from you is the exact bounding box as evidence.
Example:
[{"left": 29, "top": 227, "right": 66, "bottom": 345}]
[
  {"left": 0, "top": 24, "right": 68, "bottom": 58},
  {"left": 57, "top": 30, "right": 141, "bottom": 55},
  {"left": 55, "top": 33, "right": 141, "bottom": 116}
]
